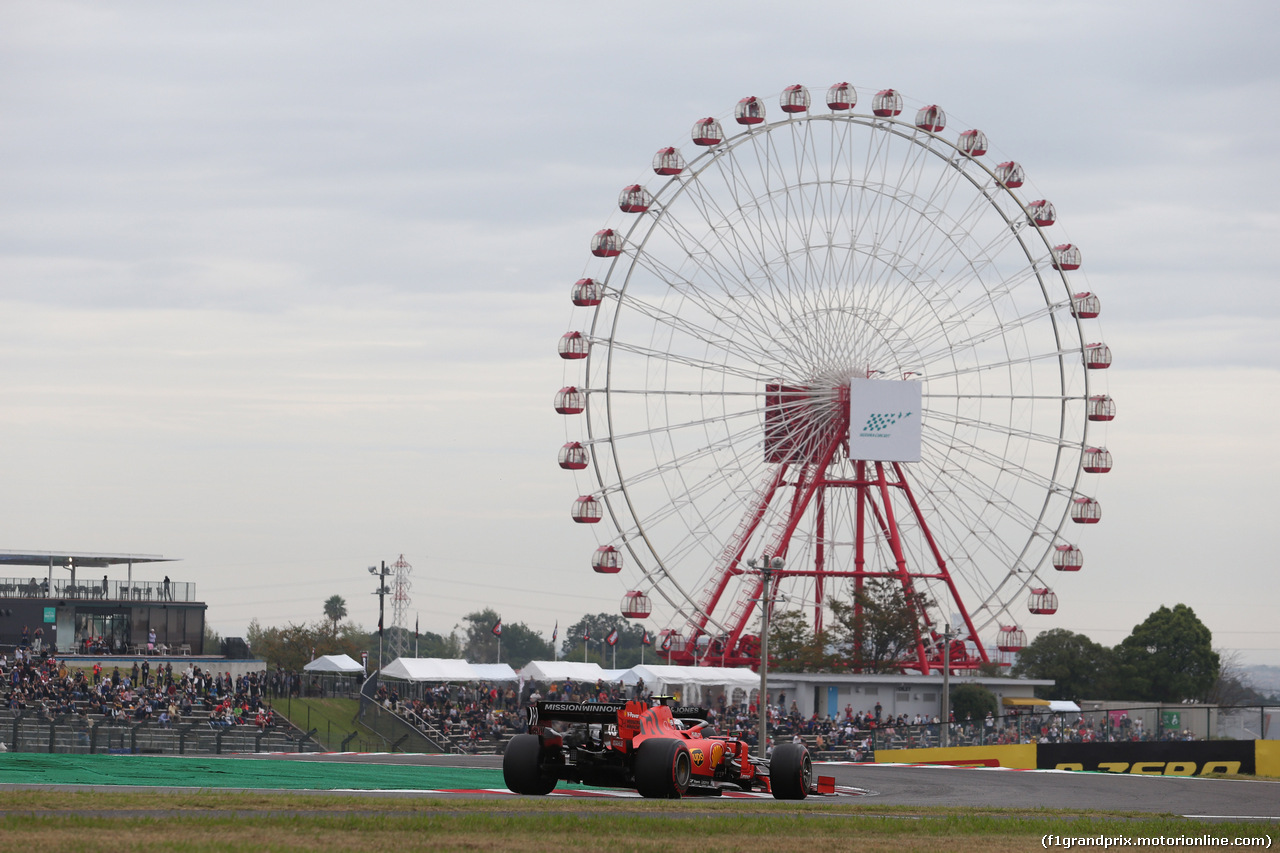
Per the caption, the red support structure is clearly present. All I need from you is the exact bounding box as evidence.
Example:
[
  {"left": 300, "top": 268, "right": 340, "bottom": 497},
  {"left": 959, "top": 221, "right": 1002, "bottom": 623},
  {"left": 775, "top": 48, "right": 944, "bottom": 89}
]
[{"left": 664, "top": 382, "right": 990, "bottom": 674}]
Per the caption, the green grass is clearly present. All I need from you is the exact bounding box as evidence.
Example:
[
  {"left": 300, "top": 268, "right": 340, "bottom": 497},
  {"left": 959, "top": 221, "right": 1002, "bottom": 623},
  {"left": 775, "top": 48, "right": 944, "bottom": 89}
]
[
  {"left": 273, "top": 697, "right": 365, "bottom": 751},
  {"left": 0, "top": 792, "right": 1271, "bottom": 852}
]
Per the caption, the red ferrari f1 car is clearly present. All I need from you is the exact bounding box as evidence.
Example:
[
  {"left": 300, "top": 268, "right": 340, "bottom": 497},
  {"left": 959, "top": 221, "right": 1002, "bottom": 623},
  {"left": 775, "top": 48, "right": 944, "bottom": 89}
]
[{"left": 503, "top": 697, "right": 833, "bottom": 799}]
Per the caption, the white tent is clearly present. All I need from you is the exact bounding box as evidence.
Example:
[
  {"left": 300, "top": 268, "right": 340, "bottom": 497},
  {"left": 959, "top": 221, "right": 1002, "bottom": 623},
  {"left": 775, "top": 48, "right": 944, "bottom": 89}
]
[
  {"left": 302, "top": 653, "right": 365, "bottom": 673},
  {"left": 518, "top": 660, "right": 609, "bottom": 683},
  {"left": 619, "top": 664, "right": 760, "bottom": 702},
  {"left": 470, "top": 663, "right": 519, "bottom": 682},
  {"left": 1048, "top": 700, "right": 1082, "bottom": 713},
  {"left": 381, "top": 657, "right": 481, "bottom": 682}
]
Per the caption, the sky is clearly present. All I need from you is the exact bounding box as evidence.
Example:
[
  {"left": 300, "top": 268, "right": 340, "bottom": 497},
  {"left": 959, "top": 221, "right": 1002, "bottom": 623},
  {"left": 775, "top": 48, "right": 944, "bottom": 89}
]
[{"left": 2, "top": 1, "right": 1278, "bottom": 667}]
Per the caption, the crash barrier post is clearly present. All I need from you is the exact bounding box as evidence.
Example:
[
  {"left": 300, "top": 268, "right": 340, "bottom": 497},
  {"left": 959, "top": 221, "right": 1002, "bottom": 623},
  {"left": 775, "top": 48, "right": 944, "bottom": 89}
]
[
  {"left": 178, "top": 723, "right": 198, "bottom": 754},
  {"left": 298, "top": 728, "right": 317, "bottom": 753}
]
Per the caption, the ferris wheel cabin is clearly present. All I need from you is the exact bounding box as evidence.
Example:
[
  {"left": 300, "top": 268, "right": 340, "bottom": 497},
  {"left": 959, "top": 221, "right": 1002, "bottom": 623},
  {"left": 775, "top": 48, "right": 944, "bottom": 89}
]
[
  {"left": 825, "top": 82, "right": 856, "bottom": 111},
  {"left": 1027, "top": 199, "right": 1057, "bottom": 227},
  {"left": 652, "top": 147, "right": 686, "bottom": 176},
  {"left": 1085, "top": 343, "right": 1113, "bottom": 369},
  {"left": 1087, "top": 394, "right": 1117, "bottom": 421},
  {"left": 618, "top": 184, "right": 652, "bottom": 213},
  {"left": 1071, "top": 292, "right": 1101, "bottom": 319},
  {"left": 996, "top": 625, "right": 1027, "bottom": 652},
  {"left": 958, "top": 129, "right": 989, "bottom": 157},
  {"left": 590, "top": 229, "right": 622, "bottom": 257},
  {"left": 1070, "top": 496, "right": 1102, "bottom": 524},
  {"left": 915, "top": 105, "right": 946, "bottom": 132},
  {"left": 995, "top": 161, "right": 1025, "bottom": 188},
  {"left": 1052, "top": 244, "right": 1082, "bottom": 271},
  {"left": 571, "top": 278, "right": 603, "bottom": 307},
  {"left": 557, "top": 331, "right": 588, "bottom": 360},
  {"left": 735, "top": 96, "right": 765, "bottom": 125},
  {"left": 1028, "top": 588, "right": 1059, "bottom": 615},
  {"left": 558, "top": 442, "right": 589, "bottom": 470},
  {"left": 1053, "top": 544, "right": 1084, "bottom": 572},
  {"left": 592, "top": 545, "right": 622, "bottom": 574},
  {"left": 571, "top": 495, "right": 602, "bottom": 524},
  {"left": 691, "top": 117, "right": 725, "bottom": 146},
  {"left": 554, "top": 386, "right": 585, "bottom": 415},
  {"left": 1083, "top": 447, "right": 1113, "bottom": 474},
  {"left": 780, "top": 84, "right": 811, "bottom": 113},
  {"left": 620, "top": 590, "right": 652, "bottom": 619},
  {"left": 872, "top": 88, "right": 903, "bottom": 117}
]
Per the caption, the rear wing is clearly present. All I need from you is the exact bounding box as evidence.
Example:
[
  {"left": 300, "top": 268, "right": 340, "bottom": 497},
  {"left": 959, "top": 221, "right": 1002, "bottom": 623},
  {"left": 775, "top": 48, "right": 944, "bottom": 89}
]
[
  {"left": 527, "top": 700, "right": 711, "bottom": 728},
  {"left": 528, "top": 701, "right": 627, "bottom": 727}
]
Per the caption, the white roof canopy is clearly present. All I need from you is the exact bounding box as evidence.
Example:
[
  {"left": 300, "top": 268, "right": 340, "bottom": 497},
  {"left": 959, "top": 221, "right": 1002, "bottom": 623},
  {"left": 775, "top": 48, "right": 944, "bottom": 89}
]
[
  {"left": 302, "top": 653, "right": 365, "bottom": 673},
  {"left": 518, "top": 660, "right": 610, "bottom": 683},
  {"left": 380, "top": 658, "right": 516, "bottom": 682},
  {"left": 620, "top": 664, "right": 760, "bottom": 693}
]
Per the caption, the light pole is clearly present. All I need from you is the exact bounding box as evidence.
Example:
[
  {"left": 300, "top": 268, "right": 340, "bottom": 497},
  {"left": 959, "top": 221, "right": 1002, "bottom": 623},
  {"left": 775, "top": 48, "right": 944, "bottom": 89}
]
[
  {"left": 750, "top": 555, "right": 784, "bottom": 761},
  {"left": 941, "top": 622, "right": 952, "bottom": 747},
  {"left": 369, "top": 561, "right": 391, "bottom": 678}
]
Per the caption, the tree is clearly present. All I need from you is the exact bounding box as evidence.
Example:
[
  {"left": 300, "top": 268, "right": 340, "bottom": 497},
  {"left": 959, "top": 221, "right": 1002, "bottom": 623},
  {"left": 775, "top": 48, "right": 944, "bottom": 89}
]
[
  {"left": 246, "top": 617, "right": 370, "bottom": 671},
  {"left": 1208, "top": 649, "right": 1270, "bottom": 706},
  {"left": 460, "top": 609, "right": 546, "bottom": 668},
  {"left": 950, "top": 683, "right": 998, "bottom": 722},
  {"left": 766, "top": 609, "right": 831, "bottom": 672},
  {"left": 560, "top": 613, "right": 647, "bottom": 668},
  {"left": 202, "top": 621, "right": 222, "bottom": 657},
  {"left": 1012, "top": 628, "right": 1116, "bottom": 700},
  {"left": 323, "top": 595, "right": 348, "bottom": 636},
  {"left": 1115, "top": 604, "right": 1219, "bottom": 702},
  {"left": 829, "top": 579, "right": 934, "bottom": 673}
]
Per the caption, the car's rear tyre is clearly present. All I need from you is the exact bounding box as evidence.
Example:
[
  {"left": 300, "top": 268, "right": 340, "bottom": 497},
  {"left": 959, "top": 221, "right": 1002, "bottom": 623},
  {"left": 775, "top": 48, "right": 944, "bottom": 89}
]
[
  {"left": 503, "top": 733, "right": 557, "bottom": 795},
  {"left": 770, "top": 742, "right": 812, "bottom": 800},
  {"left": 634, "top": 738, "right": 692, "bottom": 799}
]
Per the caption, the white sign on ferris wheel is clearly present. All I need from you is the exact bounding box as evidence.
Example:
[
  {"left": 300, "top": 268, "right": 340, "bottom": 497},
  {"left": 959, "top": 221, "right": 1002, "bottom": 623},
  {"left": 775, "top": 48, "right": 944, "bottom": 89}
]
[{"left": 847, "top": 378, "right": 922, "bottom": 463}]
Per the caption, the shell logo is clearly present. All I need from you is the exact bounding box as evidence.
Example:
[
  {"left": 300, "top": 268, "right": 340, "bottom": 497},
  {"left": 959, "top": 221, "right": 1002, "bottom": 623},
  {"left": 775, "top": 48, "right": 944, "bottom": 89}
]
[
  {"left": 710, "top": 742, "right": 724, "bottom": 768},
  {"left": 690, "top": 748, "right": 705, "bottom": 767}
]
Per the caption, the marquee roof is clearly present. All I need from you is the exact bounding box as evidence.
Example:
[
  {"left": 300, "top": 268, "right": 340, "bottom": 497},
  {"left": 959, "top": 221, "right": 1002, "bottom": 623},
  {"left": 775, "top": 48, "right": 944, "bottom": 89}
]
[{"left": 0, "top": 550, "right": 176, "bottom": 568}]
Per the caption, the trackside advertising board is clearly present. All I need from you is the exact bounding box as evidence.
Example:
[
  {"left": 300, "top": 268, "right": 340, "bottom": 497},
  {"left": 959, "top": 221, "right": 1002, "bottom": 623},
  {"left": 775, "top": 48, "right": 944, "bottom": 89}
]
[
  {"left": 848, "top": 378, "right": 922, "bottom": 463},
  {"left": 1037, "top": 741, "right": 1256, "bottom": 775}
]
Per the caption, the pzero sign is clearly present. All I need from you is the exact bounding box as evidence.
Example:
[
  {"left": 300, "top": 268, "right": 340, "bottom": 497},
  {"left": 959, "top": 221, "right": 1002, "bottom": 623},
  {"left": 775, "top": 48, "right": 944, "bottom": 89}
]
[{"left": 848, "top": 378, "right": 922, "bottom": 462}]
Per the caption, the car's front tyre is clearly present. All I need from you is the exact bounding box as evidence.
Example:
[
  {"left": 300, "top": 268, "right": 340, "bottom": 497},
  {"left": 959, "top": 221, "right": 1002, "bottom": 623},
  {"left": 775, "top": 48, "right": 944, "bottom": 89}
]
[{"left": 769, "top": 742, "right": 812, "bottom": 800}]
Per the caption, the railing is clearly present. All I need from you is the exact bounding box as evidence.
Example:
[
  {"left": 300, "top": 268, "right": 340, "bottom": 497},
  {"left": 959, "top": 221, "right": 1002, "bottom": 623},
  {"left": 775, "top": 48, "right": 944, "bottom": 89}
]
[
  {"left": 0, "top": 577, "right": 196, "bottom": 603},
  {"left": 870, "top": 704, "right": 1279, "bottom": 751},
  {"left": 0, "top": 710, "right": 322, "bottom": 755}
]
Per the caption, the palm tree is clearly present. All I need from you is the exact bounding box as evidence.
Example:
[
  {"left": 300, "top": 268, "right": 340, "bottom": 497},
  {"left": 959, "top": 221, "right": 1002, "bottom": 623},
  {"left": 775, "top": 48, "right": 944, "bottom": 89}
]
[{"left": 323, "top": 595, "right": 348, "bottom": 636}]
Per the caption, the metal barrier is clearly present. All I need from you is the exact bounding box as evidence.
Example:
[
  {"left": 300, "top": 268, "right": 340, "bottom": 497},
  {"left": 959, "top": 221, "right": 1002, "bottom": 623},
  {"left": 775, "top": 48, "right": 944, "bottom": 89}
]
[
  {"left": 870, "top": 704, "right": 1280, "bottom": 751},
  {"left": 1, "top": 712, "right": 321, "bottom": 755}
]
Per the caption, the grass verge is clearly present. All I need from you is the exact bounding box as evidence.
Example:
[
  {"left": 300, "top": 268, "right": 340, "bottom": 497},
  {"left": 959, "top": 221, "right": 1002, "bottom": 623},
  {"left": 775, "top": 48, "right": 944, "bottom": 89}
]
[{"left": 0, "top": 791, "right": 1271, "bottom": 853}]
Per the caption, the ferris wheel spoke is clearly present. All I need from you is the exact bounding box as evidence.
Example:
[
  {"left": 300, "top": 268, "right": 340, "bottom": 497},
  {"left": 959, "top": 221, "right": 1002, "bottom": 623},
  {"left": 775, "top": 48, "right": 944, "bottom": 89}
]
[
  {"left": 919, "top": 431, "right": 1071, "bottom": 542},
  {"left": 922, "top": 346, "right": 1078, "bottom": 382},
  {"left": 624, "top": 216, "right": 800, "bottom": 356}
]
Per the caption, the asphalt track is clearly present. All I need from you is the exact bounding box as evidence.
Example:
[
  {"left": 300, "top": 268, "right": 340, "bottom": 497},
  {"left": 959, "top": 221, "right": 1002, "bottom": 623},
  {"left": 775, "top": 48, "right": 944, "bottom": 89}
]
[{"left": 1, "top": 752, "right": 1277, "bottom": 822}]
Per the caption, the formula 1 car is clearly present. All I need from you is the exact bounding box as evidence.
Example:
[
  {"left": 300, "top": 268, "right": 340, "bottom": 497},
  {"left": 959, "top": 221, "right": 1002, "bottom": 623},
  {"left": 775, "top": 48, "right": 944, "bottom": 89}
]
[{"left": 503, "top": 697, "right": 834, "bottom": 799}]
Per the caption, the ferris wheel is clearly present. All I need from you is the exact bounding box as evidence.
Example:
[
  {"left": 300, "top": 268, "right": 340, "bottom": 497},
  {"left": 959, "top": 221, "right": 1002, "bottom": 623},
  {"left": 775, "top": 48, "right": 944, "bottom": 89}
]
[{"left": 556, "top": 84, "right": 1113, "bottom": 672}]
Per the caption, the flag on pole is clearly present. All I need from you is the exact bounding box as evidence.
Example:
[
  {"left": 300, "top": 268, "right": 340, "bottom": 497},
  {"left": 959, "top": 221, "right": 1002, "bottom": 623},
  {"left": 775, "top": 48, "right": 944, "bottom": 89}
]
[
  {"left": 491, "top": 619, "right": 503, "bottom": 637},
  {"left": 582, "top": 628, "right": 590, "bottom": 642},
  {"left": 551, "top": 621, "right": 558, "bottom": 644},
  {"left": 641, "top": 629, "right": 651, "bottom": 646},
  {"left": 414, "top": 615, "right": 419, "bottom": 639},
  {"left": 660, "top": 632, "right": 672, "bottom": 652},
  {"left": 605, "top": 628, "right": 620, "bottom": 647}
]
